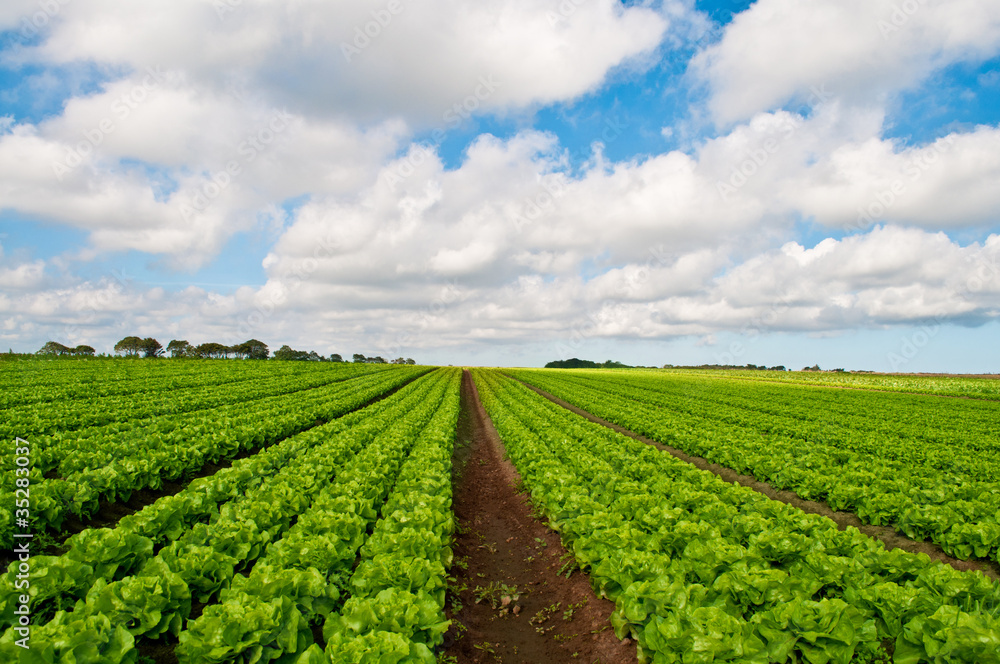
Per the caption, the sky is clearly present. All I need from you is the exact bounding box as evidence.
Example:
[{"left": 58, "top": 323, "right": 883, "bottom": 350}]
[{"left": 1, "top": 0, "right": 999, "bottom": 371}]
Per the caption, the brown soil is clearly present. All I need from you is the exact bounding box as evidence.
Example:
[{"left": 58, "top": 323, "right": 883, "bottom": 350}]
[
  {"left": 138, "top": 634, "right": 179, "bottom": 664},
  {"left": 517, "top": 380, "right": 1000, "bottom": 582},
  {"left": 442, "top": 370, "right": 637, "bottom": 664}
]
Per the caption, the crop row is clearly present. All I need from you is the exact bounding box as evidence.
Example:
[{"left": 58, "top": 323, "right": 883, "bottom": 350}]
[
  {"left": 474, "top": 369, "right": 1000, "bottom": 664},
  {"left": 0, "top": 368, "right": 460, "bottom": 662},
  {"left": 0, "top": 363, "right": 386, "bottom": 442},
  {"left": 518, "top": 370, "right": 1000, "bottom": 464},
  {"left": 698, "top": 368, "right": 1000, "bottom": 401},
  {"left": 179, "top": 368, "right": 460, "bottom": 663},
  {"left": 0, "top": 366, "right": 428, "bottom": 547},
  {"left": 512, "top": 369, "right": 1000, "bottom": 564},
  {"left": 0, "top": 358, "right": 327, "bottom": 410},
  {"left": 0, "top": 368, "right": 438, "bottom": 625}
]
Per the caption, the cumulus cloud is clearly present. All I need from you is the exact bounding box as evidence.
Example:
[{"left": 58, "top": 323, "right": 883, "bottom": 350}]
[
  {"left": 786, "top": 126, "right": 1000, "bottom": 230},
  {"left": 0, "top": 0, "right": 673, "bottom": 269},
  {"left": 23, "top": 0, "right": 667, "bottom": 123},
  {"left": 694, "top": 0, "right": 1000, "bottom": 124},
  {"left": 3, "top": 222, "right": 997, "bottom": 359},
  {"left": 2, "top": 0, "right": 999, "bottom": 363},
  {"left": 0, "top": 79, "right": 405, "bottom": 267},
  {"left": 186, "top": 129, "right": 998, "bottom": 355},
  {"left": 689, "top": 104, "right": 1000, "bottom": 233}
]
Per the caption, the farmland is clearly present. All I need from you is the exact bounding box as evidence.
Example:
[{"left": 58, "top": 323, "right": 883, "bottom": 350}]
[{"left": 2, "top": 360, "right": 1000, "bottom": 663}]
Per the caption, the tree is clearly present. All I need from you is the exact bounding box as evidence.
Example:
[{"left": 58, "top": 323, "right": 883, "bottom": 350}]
[
  {"left": 73, "top": 345, "right": 95, "bottom": 356},
  {"left": 114, "top": 336, "right": 144, "bottom": 357},
  {"left": 195, "top": 342, "right": 228, "bottom": 359},
  {"left": 370, "top": 356, "right": 387, "bottom": 364},
  {"left": 234, "top": 339, "right": 269, "bottom": 360},
  {"left": 353, "top": 354, "right": 367, "bottom": 363},
  {"left": 166, "top": 340, "right": 192, "bottom": 358},
  {"left": 545, "top": 358, "right": 598, "bottom": 368},
  {"left": 330, "top": 353, "right": 343, "bottom": 363},
  {"left": 274, "top": 344, "right": 310, "bottom": 361},
  {"left": 37, "top": 341, "right": 71, "bottom": 356},
  {"left": 273, "top": 345, "right": 295, "bottom": 360},
  {"left": 140, "top": 338, "right": 163, "bottom": 358},
  {"left": 405, "top": 358, "right": 415, "bottom": 365}
]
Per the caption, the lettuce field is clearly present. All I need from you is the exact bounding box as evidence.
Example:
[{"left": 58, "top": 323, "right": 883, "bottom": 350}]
[{"left": 2, "top": 360, "right": 999, "bottom": 663}]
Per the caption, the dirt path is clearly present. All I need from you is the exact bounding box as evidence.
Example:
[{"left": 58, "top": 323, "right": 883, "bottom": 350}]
[
  {"left": 442, "top": 370, "right": 637, "bottom": 664},
  {"left": 516, "top": 379, "right": 1000, "bottom": 582}
]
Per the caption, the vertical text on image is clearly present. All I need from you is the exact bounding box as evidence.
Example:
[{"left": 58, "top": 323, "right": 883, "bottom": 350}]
[{"left": 12, "top": 437, "right": 33, "bottom": 649}]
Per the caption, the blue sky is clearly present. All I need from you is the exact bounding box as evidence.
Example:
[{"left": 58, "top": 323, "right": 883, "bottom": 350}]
[{"left": 1, "top": 0, "right": 999, "bottom": 370}]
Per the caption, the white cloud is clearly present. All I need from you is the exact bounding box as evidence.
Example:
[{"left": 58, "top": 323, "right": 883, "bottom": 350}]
[
  {"left": 3, "top": 0, "right": 999, "bottom": 364},
  {"left": 25, "top": 0, "right": 668, "bottom": 123},
  {"left": 786, "top": 126, "right": 1000, "bottom": 230},
  {"left": 687, "top": 103, "right": 1000, "bottom": 233},
  {"left": 0, "top": 259, "right": 45, "bottom": 291},
  {"left": 0, "top": 0, "right": 675, "bottom": 270},
  {"left": 0, "top": 81, "right": 404, "bottom": 267},
  {"left": 694, "top": 0, "right": 1000, "bottom": 124},
  {"left": 3, "top": 223, "right": 997, "bottom": 359}
]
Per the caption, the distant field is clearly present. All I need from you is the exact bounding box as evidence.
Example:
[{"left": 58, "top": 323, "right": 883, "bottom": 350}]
[
  {"left": 1, "top": 359, "right": 998, "bottom": 663},
  {"left": 661, "top": 367, "right": 1000, "bottom": 400}
]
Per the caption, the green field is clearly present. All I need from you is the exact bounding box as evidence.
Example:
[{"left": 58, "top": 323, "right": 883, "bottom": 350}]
[{"left": 2, "top": 360, "right": 999, "bottom": 663}]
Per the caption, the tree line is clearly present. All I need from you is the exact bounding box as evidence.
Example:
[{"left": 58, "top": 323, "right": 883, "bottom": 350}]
[
  {"left": 544, "top": 358, "right": 633, "bottom": 369},
  {"left": 36, "top": 337, "right": 415, "bottom": 364},
  {"left": 37, "top": 341, "right": 96, "bottom": 356}
]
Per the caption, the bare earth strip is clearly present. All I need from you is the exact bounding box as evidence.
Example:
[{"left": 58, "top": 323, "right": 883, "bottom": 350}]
[
  {"left": 514, "top": 377, "right": 1000, "bottom": 582},
  {"left": 443, "top": 370, "right": 637, "bottom": 664}
]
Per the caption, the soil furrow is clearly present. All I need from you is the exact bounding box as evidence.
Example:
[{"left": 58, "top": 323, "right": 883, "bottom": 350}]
[
  {"left": 514, "top": 377, "right": 1000, "bottom": 582},
  {"left": 443, "top": 370, "right": 636, "bottom": 664}
]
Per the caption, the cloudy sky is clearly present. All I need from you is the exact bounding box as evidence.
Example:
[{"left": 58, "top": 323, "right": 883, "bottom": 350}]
[{"left": 1, "top": 0, "right": 999, "bottom": 371}]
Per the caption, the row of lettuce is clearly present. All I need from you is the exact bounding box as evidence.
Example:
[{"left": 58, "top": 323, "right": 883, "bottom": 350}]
[
  {"left": 511, "top": 369, "right": 1000, "bottom": 565},
  {"left": 680, "top": 368, "right": 1000, "bottom": 400},
  {"left": 0, "top": 356, "right": 348, "bottom": 410},
  {"left": 1, "top": 367, "right": 460, "bottom": 662},
  {"left": 0, "top": 365, "right": 427, "bottom": 548},
  {"left": 475, "top": 369, "right": 1000, "bottom": 664},
  {"left": 0, "top": 362, "right": 385, "bottom": 441}
]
